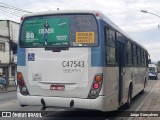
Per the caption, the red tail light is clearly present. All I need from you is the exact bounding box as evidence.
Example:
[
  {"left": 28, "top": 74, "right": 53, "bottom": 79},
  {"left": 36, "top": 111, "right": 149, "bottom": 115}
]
[
  {"left": 88, "top": 73, "right": 103, "bottom": 99},
  {"left": 19, "top": 80, "right": 25, "bottom": 86},
  {"left": 17, "top": 72, "right": 30, "bottom": 95},
  {"left": 93, "top": 83, "right": 99, "bottom": 89}
]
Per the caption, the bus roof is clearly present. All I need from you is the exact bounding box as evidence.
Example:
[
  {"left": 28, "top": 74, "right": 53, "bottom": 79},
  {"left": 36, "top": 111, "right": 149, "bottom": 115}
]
[{"left": 21, "top": 10, "right": 147, "bottom": 51}]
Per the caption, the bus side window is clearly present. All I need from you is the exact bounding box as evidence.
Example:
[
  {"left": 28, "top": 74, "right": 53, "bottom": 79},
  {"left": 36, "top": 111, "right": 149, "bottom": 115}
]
[
  {"left": 127, "top": 41, "right": 133, "bottom": 65},
  {"left": 133, "top": 45, "right": 137, "bottom": 66},
  {"left": 145, "top": 52, "right": 148, "bottom": 67},
  {"left": 105, "top": 27, "right": 116, "bottom": 65},
  {"left": 141, "top": 50, "right": 145, "bottom": 66},
  {"left": 137, "top": 47, "right": 141, "bottom": 66}
]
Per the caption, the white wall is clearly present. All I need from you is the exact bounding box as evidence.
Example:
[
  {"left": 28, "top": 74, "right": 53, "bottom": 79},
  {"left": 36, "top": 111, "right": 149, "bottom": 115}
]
[
  {"left": 0, "top": 21, "right": 9, "bottom": 37},
  {"left": 0, "top": 20, "right": 19, "bottom": 86},
  {"left": 9, "top": 21, "right": 19, "bottom": 42}
]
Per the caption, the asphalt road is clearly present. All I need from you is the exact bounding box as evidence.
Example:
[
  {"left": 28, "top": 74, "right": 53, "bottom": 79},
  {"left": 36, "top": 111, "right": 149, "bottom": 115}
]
[{"left": 0, "top": 79, "right": 159, "bottom": 120}]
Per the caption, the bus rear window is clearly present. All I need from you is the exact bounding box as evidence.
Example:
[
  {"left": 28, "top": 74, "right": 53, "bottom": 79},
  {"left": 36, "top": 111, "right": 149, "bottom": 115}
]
[{"left": 20, "top": 14, "right": 98, "bottom": 47}]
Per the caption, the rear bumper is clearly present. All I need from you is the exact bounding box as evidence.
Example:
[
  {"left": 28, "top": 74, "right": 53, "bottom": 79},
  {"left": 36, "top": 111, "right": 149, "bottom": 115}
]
[{"left": 17, "top": 92, "right": 106, "bottom": 111}]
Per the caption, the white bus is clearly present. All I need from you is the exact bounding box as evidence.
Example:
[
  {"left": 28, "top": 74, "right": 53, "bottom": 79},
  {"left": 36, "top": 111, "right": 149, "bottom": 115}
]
[
  {"left": 148, "top": 64, "right": 158, "bottom": 80},
  {"left": 17, "top": 10, "right": 149, "bottom": 111}
]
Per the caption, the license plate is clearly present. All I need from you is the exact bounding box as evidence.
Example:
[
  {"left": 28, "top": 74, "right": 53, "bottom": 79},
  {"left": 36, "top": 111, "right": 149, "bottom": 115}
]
[{"left": 50, "top": 85, "right": 65, "bottom": 91}]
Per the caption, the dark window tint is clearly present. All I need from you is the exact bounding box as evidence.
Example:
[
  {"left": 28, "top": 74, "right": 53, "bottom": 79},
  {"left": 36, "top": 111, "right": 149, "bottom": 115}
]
[
  {"left": 20, "top": 14, "right": 98, "bottom": 47},
  {"left": 133, "top": 45, "right": 137, "bottom": 65},
  {"left": 127, "top": 41, "right": 132, "bottom": 65},
  {"left": 105, "top": 28, "right": 116, "bottom": 64},
  {"left": 0, "top": 42, "right": 5, "bottom": 52}
]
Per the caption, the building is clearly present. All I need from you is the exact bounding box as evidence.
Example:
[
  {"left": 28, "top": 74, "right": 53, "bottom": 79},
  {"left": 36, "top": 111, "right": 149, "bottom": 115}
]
[{"left": 0, "top": 20, "right": 19, "bottom": 86}]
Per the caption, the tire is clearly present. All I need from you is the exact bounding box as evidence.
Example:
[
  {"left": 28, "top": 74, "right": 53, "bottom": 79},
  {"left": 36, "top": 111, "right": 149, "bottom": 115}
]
[
  {"left": 140, "top": 79, "right": 146, "bottom": 94},
  {"left": 125, "top": 86, "right": 132, "bottom": 109}
]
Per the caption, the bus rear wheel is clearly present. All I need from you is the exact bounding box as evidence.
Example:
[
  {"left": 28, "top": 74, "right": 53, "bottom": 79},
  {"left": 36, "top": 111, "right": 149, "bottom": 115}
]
[
  {"left": 140, "top": 79, "right": 146, "bottom": 94},
  {"left": 125, "top": 85, "right": 132, "bottom": 109}
]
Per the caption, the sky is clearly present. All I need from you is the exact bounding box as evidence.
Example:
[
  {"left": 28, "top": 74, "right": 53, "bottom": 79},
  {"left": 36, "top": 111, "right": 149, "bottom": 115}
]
[{"left": 0, "top": 0, "right": 160, "bottom": 62}]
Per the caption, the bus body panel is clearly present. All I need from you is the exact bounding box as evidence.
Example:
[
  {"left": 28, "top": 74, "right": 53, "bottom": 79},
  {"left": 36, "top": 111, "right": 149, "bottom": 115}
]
[
  {"left": 18, "top": 47, "right": 100, "bottom": 98},
  {"left": 103, "top": 67, "right": 119, "bottom": 110},
  {"left": 124, "top": 67, "right": 147, "bottom": 97}
]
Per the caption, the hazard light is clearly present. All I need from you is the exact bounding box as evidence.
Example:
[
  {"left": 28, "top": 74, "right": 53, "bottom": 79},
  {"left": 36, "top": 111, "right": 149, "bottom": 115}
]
[
  {"left": 95, "top": 75, "right": 102, "bottom": 82},
  {"left": 17, "top": 73, "right": 23, "bottom": 80}
]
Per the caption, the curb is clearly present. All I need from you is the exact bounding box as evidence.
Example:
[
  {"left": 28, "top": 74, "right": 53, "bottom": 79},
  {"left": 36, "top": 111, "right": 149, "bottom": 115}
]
[{"left": 0, "top": 87, "right": 17, "bottom": 93}]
